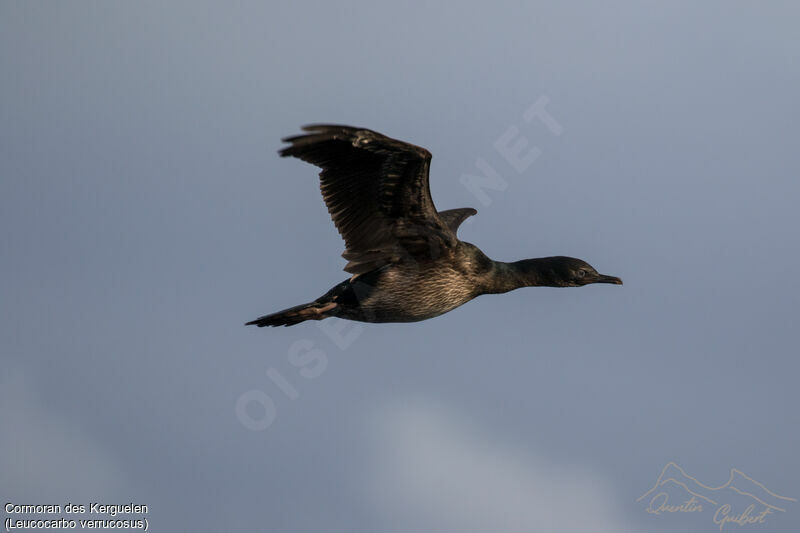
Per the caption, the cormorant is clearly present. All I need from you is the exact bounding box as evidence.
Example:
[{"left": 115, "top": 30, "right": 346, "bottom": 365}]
[{"left": 247, "top": 125, "right": 621, "bottom": 327}]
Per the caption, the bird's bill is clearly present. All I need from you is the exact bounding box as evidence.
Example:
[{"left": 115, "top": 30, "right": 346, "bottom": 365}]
[{"left": 596, "top": 274, "right": 623, "bottom": 285}]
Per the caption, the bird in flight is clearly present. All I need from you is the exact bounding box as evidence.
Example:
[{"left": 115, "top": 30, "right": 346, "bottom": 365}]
[{"left": 247, "top": 125, "right": 621, "bottom": 327}]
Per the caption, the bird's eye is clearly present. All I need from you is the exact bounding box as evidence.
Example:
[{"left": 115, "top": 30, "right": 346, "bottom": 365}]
[{"left": 576, "top": 269, "right": 586, "bottom": 278}]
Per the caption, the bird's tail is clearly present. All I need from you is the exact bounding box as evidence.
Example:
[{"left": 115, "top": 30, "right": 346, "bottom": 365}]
[{"left": 245, "top": 300, "right": 338, "bottom": 328}]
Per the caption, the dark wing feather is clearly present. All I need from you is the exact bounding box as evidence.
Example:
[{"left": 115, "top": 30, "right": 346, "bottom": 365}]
[
  {"left": 438, "top": 208, "right": 477, "bottom": 234},
  {"left": 280, "top": 124, "right": 459, "bottom": 274}
]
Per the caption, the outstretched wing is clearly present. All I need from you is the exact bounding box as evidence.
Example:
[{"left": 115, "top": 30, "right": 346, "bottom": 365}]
[{"left": 280, "top": 124, "right": 459, "bottom": 274}]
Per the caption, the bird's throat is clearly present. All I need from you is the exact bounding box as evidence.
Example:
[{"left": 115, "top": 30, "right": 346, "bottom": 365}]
[{"left": 485, "top": 258, "right": 552, "bottom": 293}]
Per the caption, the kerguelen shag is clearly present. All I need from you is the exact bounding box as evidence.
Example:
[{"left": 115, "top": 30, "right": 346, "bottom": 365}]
[{"left": 247, "top": 125, "right": 622, "bottom": 327}]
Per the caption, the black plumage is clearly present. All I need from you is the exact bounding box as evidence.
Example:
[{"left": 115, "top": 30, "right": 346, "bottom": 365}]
[{"left": 247, "top": 125, "right": 621, "bottom": 327}]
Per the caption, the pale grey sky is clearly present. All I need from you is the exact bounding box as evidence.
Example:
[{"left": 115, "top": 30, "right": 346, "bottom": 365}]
[{"left": 2, "top": 1, "right": 799, "bottom": 532}]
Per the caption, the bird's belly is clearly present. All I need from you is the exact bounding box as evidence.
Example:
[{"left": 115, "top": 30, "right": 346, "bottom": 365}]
[{"left": 353, "top": 268, "right": 478, "bottom": 323}]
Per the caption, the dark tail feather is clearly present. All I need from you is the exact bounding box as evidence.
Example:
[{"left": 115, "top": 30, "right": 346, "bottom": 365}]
[{"left": 246, "top": 301, "right": 337, "bottom": 328}]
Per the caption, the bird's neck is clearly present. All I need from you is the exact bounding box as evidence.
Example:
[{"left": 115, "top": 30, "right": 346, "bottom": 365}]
[{"left": 485, "top": 258, "right": 557, "bottom": 293}]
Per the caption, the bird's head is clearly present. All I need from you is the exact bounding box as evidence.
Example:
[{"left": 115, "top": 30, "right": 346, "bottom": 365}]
[{"left": 521, "top": 256, "right": 623, "bottom": 287}]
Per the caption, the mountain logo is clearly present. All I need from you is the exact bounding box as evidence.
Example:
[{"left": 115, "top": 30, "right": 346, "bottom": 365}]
[{"left": 637, "top": 462, "right": 796, "bottom": 530}]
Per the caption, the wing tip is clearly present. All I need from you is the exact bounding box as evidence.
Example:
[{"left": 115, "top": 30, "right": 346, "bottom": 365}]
[
  {"left": 301, "top": 123, "right": 362, "bottom": 133},
  {"left": 278, "top": 125, "right": 367, "bottom": 156}
]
